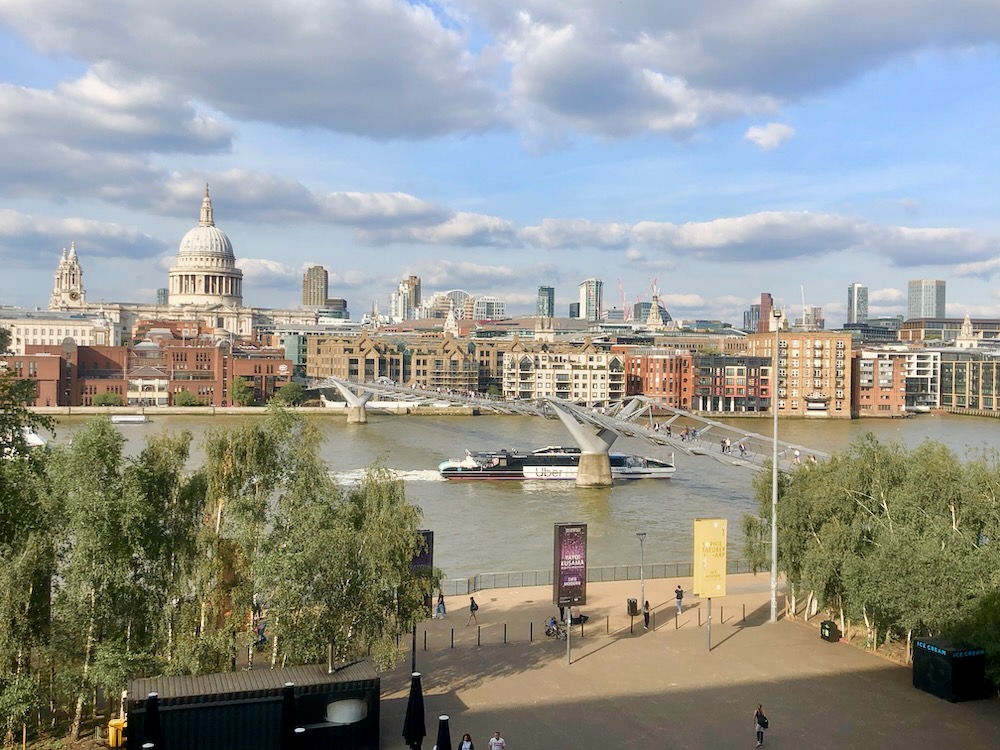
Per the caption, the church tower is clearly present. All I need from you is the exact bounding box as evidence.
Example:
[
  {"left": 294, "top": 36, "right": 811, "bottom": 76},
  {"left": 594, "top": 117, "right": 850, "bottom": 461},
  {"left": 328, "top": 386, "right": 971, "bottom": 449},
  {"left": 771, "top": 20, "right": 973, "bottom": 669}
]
[{"left": 49, "top": 241, "right": 87, "bottom": 310}]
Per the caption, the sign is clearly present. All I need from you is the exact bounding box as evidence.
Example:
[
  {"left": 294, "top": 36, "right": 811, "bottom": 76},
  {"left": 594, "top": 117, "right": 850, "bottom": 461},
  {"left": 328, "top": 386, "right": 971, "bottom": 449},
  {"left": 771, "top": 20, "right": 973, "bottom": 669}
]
[
  {"left": 411, "top": 530, "right": 434, "bottom": 571},
  {"left": 693, "top": 518, "right": 727, "bottom": 598},
  {"left": 553, "top": 523, "right": 588, "bottom": 606}
]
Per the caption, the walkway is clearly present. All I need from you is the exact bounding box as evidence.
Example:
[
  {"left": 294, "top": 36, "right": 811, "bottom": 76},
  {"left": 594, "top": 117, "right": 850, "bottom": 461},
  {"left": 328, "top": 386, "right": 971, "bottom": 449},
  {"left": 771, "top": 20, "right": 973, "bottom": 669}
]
[{"left": 380, "top": 575, "right": 999, "bottom": 749}]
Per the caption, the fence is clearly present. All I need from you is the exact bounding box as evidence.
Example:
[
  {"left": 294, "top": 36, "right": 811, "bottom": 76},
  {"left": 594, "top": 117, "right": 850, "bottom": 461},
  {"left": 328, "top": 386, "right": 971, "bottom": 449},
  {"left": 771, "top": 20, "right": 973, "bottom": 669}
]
[{"left": 441, "top": 560, "right": 753, "bottom": 596}]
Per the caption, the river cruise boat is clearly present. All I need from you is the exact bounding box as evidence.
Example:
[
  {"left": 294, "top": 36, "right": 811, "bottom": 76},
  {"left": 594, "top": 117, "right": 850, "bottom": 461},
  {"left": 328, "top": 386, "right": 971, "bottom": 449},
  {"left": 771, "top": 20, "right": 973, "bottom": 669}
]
[{"left": 439, "top": 445, "right": 675, "bottom": 481}]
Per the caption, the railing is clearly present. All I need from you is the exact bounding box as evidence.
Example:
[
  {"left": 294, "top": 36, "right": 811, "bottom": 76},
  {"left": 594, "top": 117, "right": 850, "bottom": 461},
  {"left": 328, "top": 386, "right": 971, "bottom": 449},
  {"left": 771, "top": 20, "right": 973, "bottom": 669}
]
[{"left": 441, "top": 560, "right": 754, "bottom": 596}]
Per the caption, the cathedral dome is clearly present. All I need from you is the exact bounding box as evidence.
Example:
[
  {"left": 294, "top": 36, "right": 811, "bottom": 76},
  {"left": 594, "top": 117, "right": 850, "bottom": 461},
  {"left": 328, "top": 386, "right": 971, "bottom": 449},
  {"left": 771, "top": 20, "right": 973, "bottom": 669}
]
[{"left": 177, "top": 186, "right": 235, "bottom": 260}]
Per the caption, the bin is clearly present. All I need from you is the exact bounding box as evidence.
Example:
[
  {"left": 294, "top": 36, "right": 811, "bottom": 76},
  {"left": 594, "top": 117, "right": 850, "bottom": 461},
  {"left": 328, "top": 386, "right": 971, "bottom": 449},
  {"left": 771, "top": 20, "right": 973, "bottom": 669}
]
[
  {"left": 627, "top": 598, "right": 639, "bottom": 617},
  {"left": 108, "top": 718, "right": 127, "bottom": 748},
  {"left": 820, "top": 620, "right": 840, "bottom": 642}
]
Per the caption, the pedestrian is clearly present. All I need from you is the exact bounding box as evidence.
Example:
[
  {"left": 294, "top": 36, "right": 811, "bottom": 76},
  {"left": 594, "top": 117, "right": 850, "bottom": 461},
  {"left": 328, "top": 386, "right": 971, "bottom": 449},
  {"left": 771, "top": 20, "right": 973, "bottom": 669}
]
[
  {"left": 675, "top": 584, "right": 684, "bottom": 615},
  {"left": 436, "top": 590, "right": 446, "bottom": 619},
  {"left": 739, "top": 442, "right": 747, "bottom": 459},
  {"left": 665, "top": 425, "right": 672, "bottom": 437},
  {"left": 458, "top": 732, "right": 474, "bottom": 750},
  {"left": 642, "top": 600, "right": 650, "bottom": 630},
  {"left": 467, "top": 596, "right": 479, "bottom": 626},
  {"left": 793, "top": 448, "right": 801, "bottom": 464},
  {"left": 487, "top": 730, "right": 505, "bottom": 750},
  {"left": 725, "top": 437, "right": 732, "bottom": 454},
  {"left": 753, "top": 704, "right": 768, "bottom": 747}
]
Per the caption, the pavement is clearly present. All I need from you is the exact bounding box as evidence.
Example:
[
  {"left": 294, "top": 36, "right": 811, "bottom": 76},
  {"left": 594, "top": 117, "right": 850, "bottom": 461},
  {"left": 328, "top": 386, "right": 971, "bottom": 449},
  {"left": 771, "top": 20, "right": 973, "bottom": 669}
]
[{"left": 380, "top": 574, "right": 1000, "bottom": 749}]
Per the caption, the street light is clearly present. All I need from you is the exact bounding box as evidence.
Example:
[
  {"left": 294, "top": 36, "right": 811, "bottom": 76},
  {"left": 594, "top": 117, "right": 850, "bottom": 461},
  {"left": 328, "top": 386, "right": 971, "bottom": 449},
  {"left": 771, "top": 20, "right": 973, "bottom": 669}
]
[
  {"left": 636, "top": 532, "right": 647, "bottom": 607},
  {"left": 770, "top": 308, "right": 782, "bottom": 623}
]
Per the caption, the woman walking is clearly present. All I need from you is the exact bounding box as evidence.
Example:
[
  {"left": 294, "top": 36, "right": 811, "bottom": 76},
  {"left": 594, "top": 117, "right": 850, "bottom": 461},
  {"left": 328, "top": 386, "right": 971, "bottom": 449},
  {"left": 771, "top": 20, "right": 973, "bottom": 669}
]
[
  {"left": 753, "top": 704, "right": 768, "bottom": 747},
  {"left": 457, "top": 732, "right": 474, "bottom": 750}
]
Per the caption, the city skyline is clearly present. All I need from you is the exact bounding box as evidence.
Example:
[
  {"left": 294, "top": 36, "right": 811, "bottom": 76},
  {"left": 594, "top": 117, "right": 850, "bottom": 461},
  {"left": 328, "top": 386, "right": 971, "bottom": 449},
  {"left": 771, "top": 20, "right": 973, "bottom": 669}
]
[{"left": 1, "top": 2, "right": 1000, "bottom": 325}]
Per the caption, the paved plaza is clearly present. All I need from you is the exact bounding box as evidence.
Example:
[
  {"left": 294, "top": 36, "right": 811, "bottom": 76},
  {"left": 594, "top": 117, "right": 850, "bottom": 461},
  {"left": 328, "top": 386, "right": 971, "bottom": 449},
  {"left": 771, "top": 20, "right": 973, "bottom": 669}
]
[{"left": 380, "top": 574, "right": 1000, "bottom": 749}]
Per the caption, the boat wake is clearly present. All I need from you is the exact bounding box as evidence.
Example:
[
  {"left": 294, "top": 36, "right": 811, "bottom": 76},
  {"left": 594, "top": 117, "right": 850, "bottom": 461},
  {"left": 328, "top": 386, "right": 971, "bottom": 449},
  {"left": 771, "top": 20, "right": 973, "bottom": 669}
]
[{"left": 330, "top": 468, "right": 446, "bottom": 483}]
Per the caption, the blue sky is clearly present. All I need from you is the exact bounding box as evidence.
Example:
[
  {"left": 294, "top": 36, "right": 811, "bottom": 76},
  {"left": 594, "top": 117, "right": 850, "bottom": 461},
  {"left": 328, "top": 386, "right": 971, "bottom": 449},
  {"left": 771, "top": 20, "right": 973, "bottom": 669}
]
[{"left": 1, "top": 1, "right": 1000, "bottom": 326}]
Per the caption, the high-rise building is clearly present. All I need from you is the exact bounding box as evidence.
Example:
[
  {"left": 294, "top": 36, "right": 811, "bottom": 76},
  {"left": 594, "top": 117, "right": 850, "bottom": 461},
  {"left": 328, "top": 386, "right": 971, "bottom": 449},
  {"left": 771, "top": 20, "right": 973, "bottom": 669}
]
[
  {"left": 907, "top": 279, "right": 946, "bottom": 319},
  {"left": 536, "top": 286, "right": 555, "bottom": 317},
  {"left": 847, "top": 283, "right": 868, "bottom": 324},
  {"left": 156, "top": 288, "right": 169, "bottom": 305},
  {"left": 579, "top": 278, "right": 604, "bottom": 322},
  {"left": 569, "top": 302, "right": 581, "bottom": 319},
  {"left": 473, "top": 296, "right": 506, "bottom": 320},
  {"left": 743, "top": 304, "right": 761, "bottom": 333},
  {"left": 389, "top": 275, "right": 422, "bottom": 320},
  {"left": 302, "top": 265, "right": 329, "bottom": 307},
  {"left": 757, "top": 293, "right": 774, "bottom": 333}
]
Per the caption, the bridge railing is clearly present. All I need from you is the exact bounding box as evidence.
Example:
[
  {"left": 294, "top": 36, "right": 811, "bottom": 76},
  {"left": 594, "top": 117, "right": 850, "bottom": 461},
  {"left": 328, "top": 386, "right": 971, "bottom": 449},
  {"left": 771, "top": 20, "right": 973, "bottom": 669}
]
[{"left": 440, "top": 560, "right": 754, "bottom": 596}]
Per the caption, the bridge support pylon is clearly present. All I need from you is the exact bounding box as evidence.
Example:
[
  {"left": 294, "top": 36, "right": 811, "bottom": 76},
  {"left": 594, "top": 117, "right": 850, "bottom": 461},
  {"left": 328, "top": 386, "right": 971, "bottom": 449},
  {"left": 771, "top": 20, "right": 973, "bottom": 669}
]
[
  {"left": 330, "top": 381, "right": 373, "bottom": 424},
  {"left": 547, "top": 400, "right": 626, "bottom": 487}
]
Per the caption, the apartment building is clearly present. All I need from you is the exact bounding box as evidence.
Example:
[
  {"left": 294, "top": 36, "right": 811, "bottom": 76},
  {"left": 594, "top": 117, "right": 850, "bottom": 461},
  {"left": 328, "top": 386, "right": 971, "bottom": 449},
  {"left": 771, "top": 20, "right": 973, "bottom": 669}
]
[
  {"left": 503, "top": 341, "right": 624, "bottom": 404},
  {"left": 851, "top": 349, "right": 907, "bottom": 418},
  {"left": 939, "top": 350, "right": 1000, "bottom": 414}
]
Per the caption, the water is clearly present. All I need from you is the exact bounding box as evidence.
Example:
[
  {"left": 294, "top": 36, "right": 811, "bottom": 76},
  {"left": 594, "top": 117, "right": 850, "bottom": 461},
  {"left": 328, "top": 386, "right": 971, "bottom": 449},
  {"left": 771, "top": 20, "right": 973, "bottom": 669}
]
[{"left": 43, "top": 412, "right": 998, "bottom": 578}]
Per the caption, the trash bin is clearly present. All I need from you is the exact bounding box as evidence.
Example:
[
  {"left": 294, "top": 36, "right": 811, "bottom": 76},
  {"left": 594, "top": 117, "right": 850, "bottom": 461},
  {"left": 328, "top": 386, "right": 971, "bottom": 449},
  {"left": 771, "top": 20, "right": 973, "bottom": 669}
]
[
  {"left": 820, "top": 620, "right": 840, "bottom": 642},
  {"left": 107, "top": 718, "right": 126, "bottom": 748},
  {"left": 627, "top": 598, "right": 639, "bottom": 617}
]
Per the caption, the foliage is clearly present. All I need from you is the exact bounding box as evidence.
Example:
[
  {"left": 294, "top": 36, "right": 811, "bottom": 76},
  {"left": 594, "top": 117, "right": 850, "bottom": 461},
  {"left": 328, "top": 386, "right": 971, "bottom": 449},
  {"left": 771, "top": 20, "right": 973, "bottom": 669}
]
[
  {"left": 743, "top": 433, "right": 1000, "bottom": 674},
  {"left": 172, "top": 390, "right": 204, "bottom": 406},
  {"left": 230, "top": 377, "right": 256, "bottom": 406},
  {"left": 91, "top": 392, "right": 124, "bottom": 406},
  {"left": 272, "top": 381, "right": 305, "bottom": 406},
  {"left": 0, "top": 326, "right": 55, "bottom": 460}
]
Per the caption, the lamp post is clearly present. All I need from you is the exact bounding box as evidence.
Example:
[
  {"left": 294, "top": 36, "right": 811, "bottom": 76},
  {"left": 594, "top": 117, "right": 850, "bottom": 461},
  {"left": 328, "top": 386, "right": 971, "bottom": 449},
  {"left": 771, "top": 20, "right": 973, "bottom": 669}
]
[
  {"left": 770, "top": 308, "right": 782, "bottom": 623},
  {"left": 636, "top": 532, "right": 647, "bottom": 607}
]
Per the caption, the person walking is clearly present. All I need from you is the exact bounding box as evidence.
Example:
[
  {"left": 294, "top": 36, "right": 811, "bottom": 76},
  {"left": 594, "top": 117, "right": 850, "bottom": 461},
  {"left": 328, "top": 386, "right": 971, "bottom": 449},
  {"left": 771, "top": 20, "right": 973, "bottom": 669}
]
[
  {"left": 436, "top": 590, "right": 446, "bottom": 619},
  {"left": 642, "top": 600, "right": 650, "bottom": 630},
  {"left": 467, "top": 596, "right": 479, "bottom": 626},
  {"left": 487, "top": 730, "right": 505, "bottom": 750},
  {"left": 753, "top": 704, "right": 768, "bottom": 747},
  {"left": 458, "top": 732, "right": 475, "bottom": 750},
  {"left": 675, "top": 584, "right": 684, "bottom": 615}
]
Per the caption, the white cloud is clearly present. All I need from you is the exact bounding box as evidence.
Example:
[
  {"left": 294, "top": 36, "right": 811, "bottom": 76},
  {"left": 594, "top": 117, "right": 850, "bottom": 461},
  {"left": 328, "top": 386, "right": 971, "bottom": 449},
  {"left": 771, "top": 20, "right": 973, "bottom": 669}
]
[
  {"left": 0, "top": 208, "right": 167, "bottom": 259},
  {"left": 743, "top": 122, "right": 796, "bottom": 150},
  {"left": 955, "top": 257, "right": 1000, "bottom": 278},
  {"left": 869, "top": 287, "right": 905, "bottom": 303},
  {"left": 518, "top": 218, "right": 631, "bottom": 249},
  {"left": 358, "top": 212, "right": 519, "bottom": 247}
]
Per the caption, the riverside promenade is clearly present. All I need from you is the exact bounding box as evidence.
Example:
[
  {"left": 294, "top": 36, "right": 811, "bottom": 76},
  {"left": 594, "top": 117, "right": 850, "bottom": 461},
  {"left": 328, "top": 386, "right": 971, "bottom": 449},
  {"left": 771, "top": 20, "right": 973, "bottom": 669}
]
[{"left": 380, "top": 574, "right": 999, "bottom": 749}]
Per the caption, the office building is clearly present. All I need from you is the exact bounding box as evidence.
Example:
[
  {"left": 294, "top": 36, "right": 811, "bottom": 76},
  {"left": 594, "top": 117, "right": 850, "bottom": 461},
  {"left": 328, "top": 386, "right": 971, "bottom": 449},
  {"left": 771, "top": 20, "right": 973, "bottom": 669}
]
[
  {"left": 907, "top": 280, "right": 946, "bottom": 319},
  {"left": 744, "top": 304, "right": 761, "bottom": 334},
  {"left": 536, "top": 286, "right": 555, "bottom": 318},
  {"left": 389, "top": 276, "right": 422, "bottom": 321},
  {"left": 757, "top": 293, "right": 774, "bottom": 334},
  {"left": 579, "top": 278, "right": 604, "bottom": 322},
  {"left": 302, "top": 266, "right": 329, "bottom": 307},
  {"left": 156, "top": 288, "right": 169, "bottom": 305},
  {"left": 569, "top": 302, "right": 580, "bottom": 319},
  {"left": 847, "top": 283, "right": 868, "bottom": 324}
]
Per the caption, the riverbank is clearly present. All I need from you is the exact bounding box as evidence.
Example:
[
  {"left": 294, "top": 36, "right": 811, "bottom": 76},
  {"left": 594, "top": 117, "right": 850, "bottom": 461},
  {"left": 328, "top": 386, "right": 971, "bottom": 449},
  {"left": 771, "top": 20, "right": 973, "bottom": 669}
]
[{"left": 30, "top": 405, "right": 477, "bottom": 417}]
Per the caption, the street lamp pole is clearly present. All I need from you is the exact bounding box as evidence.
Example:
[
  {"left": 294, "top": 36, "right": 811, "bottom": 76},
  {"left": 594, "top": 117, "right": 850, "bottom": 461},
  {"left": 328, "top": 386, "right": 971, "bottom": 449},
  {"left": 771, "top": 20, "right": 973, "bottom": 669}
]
[
  {"left": 770, "top": 308, "right": 782, "bottom": 623},
  {"left": 636, "top": 532, "right": 647, "bottom": 607}
]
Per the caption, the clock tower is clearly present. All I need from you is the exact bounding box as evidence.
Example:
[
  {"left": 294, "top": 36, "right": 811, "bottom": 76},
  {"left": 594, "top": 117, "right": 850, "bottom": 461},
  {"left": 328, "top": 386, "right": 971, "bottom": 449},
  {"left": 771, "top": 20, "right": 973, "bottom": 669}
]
[{"left": 49, "top": 242, "right": 87, "bottom": 310}]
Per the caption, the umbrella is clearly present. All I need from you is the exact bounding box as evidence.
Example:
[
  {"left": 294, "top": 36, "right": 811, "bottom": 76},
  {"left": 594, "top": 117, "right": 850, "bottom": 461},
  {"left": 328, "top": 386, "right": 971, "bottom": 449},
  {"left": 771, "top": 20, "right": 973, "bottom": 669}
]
[
  {"left": 143, "top": 692, "right": 162, "bottom": 749},
  {"left": 402, "top": 672, "right": 426, "bottom": 749},
  {"left": 433, "top": 714, "right": 452, "bottom": 750},
  {"left": 280, "top": 682, "right": 297, "bottom": 750}
]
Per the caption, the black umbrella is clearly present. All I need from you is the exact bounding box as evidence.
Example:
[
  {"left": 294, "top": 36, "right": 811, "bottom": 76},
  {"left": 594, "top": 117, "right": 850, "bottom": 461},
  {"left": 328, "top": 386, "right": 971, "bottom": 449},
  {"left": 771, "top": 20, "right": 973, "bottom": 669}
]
[
  {"left": 433, "top": 714, "right": 451, "bottom": 750},
  {"left": 402, "top": 672, "right": 426, "bottom": 749},
  {"left": 280, "top": 682, "right": 297, "bottom": 750},
  {"left": 143, "top": 692, "right": 162, "bottom": 749}
]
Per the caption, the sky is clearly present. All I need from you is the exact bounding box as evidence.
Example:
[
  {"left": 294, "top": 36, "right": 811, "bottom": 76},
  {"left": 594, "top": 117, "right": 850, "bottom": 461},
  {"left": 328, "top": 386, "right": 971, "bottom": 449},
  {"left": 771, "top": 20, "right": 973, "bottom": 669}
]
[{"left": 1, "top": 0, "right": 1000, "bottom": 327}]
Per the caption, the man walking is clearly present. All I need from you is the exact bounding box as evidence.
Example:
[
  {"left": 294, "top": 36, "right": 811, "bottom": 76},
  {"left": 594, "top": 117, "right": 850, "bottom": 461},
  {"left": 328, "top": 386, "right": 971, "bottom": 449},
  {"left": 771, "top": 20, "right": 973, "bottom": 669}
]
[
  {"left": 675, "top": 584, "right": 684, "bottom": 615},
  {"left": 487, "top": 730, "right": 506, "bottom": 749},
  {"left": 467, "top": 596, "right": 479, "bottom": 626}
]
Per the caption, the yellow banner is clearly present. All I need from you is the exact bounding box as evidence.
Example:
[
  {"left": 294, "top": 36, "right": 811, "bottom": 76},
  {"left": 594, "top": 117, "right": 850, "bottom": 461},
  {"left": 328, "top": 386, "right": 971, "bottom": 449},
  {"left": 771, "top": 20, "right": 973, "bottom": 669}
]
[{"left": 693, "top": 518, "right": 727, "bottom": 598}]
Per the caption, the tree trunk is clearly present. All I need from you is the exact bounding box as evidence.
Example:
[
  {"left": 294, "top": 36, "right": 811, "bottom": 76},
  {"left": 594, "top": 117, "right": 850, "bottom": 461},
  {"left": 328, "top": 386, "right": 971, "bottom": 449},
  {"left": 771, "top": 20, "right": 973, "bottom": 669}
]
[
  {"left": 270, "top": 614, "right": 280, "bottom": 668},
  {"left": 906, "top": 630, "right": 912, "bottom": 663},
  {"left": 70, "top": 588, "right": 97, "bottom": 740},
  {"left": 839, "top": 605, "right": 846, "bottom": 638}
]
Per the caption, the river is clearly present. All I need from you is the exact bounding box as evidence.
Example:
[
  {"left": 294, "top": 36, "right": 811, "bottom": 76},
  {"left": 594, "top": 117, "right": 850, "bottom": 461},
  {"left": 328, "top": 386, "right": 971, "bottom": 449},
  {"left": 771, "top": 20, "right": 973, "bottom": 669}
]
[{"left": 43, "top": 412, "right": 998, "bottom": 578}]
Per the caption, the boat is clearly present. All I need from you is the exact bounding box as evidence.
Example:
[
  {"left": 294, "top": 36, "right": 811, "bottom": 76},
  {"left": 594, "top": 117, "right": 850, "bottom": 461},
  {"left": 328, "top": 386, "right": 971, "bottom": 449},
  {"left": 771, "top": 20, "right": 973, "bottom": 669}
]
[
  {"left": 438, "top": 445, "right": 675, "bottom": 481},
  {"left": 111, "top": 414, "right": 150, "bottom": 424}
]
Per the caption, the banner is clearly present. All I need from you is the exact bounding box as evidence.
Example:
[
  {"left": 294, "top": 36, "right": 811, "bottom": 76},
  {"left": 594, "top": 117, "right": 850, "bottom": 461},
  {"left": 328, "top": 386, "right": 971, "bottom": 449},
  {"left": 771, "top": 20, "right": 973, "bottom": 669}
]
[
  {"left": 411, "top": 530, "right": 434, "bottom": 571},
  {"left": 553, "top": 523, "right": 588, "bottom": 606},
  {"left": 693, "top": 518, "right": 727, "bottom": 598}
]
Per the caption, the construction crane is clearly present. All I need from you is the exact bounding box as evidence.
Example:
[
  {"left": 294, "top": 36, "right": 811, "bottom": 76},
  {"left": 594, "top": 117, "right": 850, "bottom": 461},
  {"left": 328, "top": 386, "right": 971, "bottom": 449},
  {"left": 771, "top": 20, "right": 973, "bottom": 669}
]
[{"left": 617, "top": 278, "right": 631, "bottom": 321}]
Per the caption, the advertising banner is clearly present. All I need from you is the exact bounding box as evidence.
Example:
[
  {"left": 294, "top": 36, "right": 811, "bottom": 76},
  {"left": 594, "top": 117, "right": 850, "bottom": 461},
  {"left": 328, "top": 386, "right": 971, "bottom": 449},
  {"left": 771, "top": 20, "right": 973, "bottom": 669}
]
[
  {"left": 411, "top": 530, "right": 434, "bottom": 571},
  {"left": 553, "top": 523, "right": 588, "bottom": 606},
  {"left": 693, "top": 518, "right": 727, "bottom": 597}
]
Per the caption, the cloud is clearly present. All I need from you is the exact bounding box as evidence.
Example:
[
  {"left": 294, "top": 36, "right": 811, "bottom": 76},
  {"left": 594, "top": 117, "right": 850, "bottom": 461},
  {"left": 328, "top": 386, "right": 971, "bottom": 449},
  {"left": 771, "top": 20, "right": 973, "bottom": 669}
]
[
  {"left": 869, "top": 287, "right": 905, "bottom": 303},
  {"left": 744, "top": 122, "right": 796, "bottom": 150},
  {"left": 358, "top": 212, "right": 519, "bottom": 246},
  {"left": 413, "top": 259, "right": 554, "bottom": 292},
  {"left": 0, "top": 208, "right": 168, "bottom": 260},
  {"left": 518, "top": 218, "right": 631, "bottom": 249},
  {"left": 955, "top": 257, "right": 1000, "bottom": 278}
]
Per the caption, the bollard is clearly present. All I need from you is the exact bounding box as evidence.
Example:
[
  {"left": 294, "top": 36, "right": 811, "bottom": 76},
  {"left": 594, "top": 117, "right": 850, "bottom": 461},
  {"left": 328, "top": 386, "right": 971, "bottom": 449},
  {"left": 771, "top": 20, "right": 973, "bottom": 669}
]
[
  {"left": 423, "top": 630, "right": 427, "bottom": 651},
  {"left": 579, "top": 620, "right": 583, "bottom": 638},
  {"left": 477, "top": 625, "right": 481, "bottom": 647},
  {"left": 675, "top": 611, "right": 678, "bottom": 630},
  {"left": 720, "top": 606, "right": 724, "bottom": 624},
  {"left": 630, "top": 615, "right": 634, "bottom": 634},
  {"left": 606, "top": 615, "right": 609, "bottom": 634},
  {"left": 743, "top": 603, "right": 746, "bottom": 623},
  {"left": 451, "top": 628, "right": 454, "bottom": 648},
  {"left": 652, "top": 610, "right": 656, "bottom": 631},
  {"left": 504, "top": 623, "right": 507, "bottom": 644},
  {"left": 530, "top": 622, "right": 533, "bottom": 641},
  {"left": 698, "top": 609, "right": 702, "bottom": 627}
]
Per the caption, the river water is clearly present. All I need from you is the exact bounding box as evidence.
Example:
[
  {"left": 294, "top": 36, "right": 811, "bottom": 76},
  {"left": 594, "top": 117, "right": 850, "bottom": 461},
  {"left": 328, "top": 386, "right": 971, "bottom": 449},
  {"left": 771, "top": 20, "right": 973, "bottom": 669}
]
[{"left": 45, "top": 412, "right": 998, "bottom": 578}]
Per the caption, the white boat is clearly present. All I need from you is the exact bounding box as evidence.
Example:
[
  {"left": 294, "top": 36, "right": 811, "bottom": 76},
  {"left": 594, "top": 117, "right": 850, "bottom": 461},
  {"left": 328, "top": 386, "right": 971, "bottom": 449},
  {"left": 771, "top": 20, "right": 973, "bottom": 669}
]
[
  {"left": 439, "top": 446, "right": 675, "bottom": 481},
  {"left": 111, "top": 415, "right": 150, "bottom": 424}
]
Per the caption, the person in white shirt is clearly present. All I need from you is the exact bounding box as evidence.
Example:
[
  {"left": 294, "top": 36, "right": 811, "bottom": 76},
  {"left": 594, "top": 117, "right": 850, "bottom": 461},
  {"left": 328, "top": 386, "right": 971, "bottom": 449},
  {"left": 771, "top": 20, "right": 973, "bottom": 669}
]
[
  {"left": 458, "top": 732, "right": 474, "bottom": 750},
  {"left": 487, "top": 730, "right": 506, "bottom": 749}
]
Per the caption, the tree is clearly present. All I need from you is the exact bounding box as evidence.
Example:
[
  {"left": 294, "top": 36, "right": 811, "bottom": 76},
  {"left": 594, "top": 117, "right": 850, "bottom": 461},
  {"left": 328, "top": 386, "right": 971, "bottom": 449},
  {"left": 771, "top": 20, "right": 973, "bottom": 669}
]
[
  {"left": 0, "top": 326, "right": 54, "bottom": 460},
  {"left": 92, "top": 392, "right": 124, "bottom": 406},
  {"left": 272, "top": 381, "right": 305, "bottom": 406},
  {"left": 172, "top": 390, "right": 204, "bottom": 407},
  {"left": 230, "top": 377, "right": 256, "bottom": 406}
]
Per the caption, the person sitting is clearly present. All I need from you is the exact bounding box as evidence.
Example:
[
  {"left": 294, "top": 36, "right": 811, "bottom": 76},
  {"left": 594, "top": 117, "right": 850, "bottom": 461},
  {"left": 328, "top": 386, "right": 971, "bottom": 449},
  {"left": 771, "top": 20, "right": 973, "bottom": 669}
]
[{"left": 570, "top": 607, "right": 589, "bottom": 625}]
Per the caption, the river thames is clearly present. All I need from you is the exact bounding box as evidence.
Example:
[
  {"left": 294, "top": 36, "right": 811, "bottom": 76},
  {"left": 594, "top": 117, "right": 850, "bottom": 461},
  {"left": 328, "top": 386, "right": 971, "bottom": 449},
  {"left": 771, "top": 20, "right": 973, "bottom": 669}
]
[{"left": 45, "top": 412, "right": 998, "bottom": 578}]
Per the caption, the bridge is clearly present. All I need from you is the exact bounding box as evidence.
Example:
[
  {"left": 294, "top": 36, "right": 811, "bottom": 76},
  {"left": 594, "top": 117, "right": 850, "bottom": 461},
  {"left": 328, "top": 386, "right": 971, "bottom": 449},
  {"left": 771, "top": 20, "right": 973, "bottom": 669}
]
[{"left": 308, "top": 378, "right": 826, "bottom": 485}]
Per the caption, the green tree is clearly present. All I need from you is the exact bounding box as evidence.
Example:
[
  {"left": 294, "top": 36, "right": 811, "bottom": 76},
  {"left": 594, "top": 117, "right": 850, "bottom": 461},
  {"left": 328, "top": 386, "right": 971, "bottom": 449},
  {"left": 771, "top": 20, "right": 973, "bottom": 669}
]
[
  {"left": 0, "top": 326, "right": 54, "bottom": 460},
  {"left": 272, "top": 381, "right": 305, "bottom": 406},
  {"left": 230, "top": 377, "right": 256, "bottom": 406},
  {"left": 91, "top": 392, "right": 124, "bottom": 406},
  {"left": 172, "top": 390, "right": 204, "bottom": 407}
]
